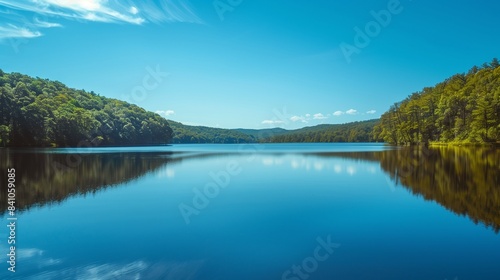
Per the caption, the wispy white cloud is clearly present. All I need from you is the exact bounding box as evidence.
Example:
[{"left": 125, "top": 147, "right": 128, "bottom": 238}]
[
  {"left": 33, "top": 18, "right": 62, "bottom": 28},
  {"left": 157, "top": 166, "right": 175, "bottom": 178},
  {"left": 0, "top": 24, "right": 41, "bottom": 38},
  {"left": 0, "top": 244, "right": 202, "bottom": 280},
  {"left": 346, "top": 109, "right": 358, "bottom": 115},
  {"left": 0, "top": 0, "right": 203, "bottom": 39},
  {"left": 262, "top": 120, "right": 284, "bottom": 125},
  {"left": 0, "top": 0, "right": 145, "bottom": 25},
  {"left": 346, "top": 166, "right": 356, "bottom": 175},
  {"left": 333, "top": 109, "right": 360, "bottom": 116},
  {"left": 44, "top": 0, "right": 103, "bottom": 12},
  {"left": 290, "top": 115, "right": 307, "bottom": 123},
  {"left": 366, "top": 110, "right": 376, "bottom": 114},
  {"left": 137, "top": 0, "right": 203, "bottom": 24},
  {"left": 313, "top": 113, "right": 327, "bottom": 120},
  {"left": 290, "top": 112, "right": 329, "bottom": 122},
  {"left": 130, "top": 6, "right": 139, "bottom": 15},
  {"left": 17, "top": 248, "right": 44, "bottom": 259},
  {"left": 156, "top": 110, "right": 175, "bottom": 117},
  {"left": 31, "top": 260, "right": 203, "bottom": 280}
]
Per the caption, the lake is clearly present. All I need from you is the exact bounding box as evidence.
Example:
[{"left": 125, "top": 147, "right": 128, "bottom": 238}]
[{"left": 1, "top": 143, "right": 499, "bottom": 280}]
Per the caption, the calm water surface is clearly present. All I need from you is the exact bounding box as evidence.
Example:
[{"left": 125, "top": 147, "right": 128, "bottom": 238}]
[{"left": 0, "top": 143, "right": 499, "bottom": 280}]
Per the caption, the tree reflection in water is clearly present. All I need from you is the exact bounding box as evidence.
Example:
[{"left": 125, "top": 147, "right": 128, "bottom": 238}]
[{"left": 1, "top": 146, "right": 498, "bottom": 232}]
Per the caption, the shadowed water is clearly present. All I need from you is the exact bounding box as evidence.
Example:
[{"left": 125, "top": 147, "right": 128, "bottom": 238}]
[{"left": 0, "top": 143, "right": 499, "bottom": 280}]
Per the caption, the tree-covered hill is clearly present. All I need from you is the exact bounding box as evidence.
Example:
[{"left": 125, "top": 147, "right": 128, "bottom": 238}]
[
  {"left": 0, "top": 70, "right": 172, "bottom": 147},
  {"left": 233, "top": 127, "right": 289, "bottom": 140},
  {"left": 265, "top": 119, "right": 381, "bottom": 143},
  {"left": 374, "top": 59, "right": 500, "bottom": 145},
  {"left": 168, "top": 120, "right": 257, "bottom": 143}
]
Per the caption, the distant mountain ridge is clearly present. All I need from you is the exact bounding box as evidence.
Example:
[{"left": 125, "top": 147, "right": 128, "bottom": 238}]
[
  {"left": 263, "top": 119, "right": 380, "bottom": 143},
  {"left": 167, "top": 120, "right": 256, "bottom": 143},
  {"left": 168, "top": 119, "right": 380, "bottom": 143},
  {"left": 0, "top": 69, "right": 379, "bottom": 147}
]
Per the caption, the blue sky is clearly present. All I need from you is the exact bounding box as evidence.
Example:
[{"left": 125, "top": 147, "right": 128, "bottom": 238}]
[{"left": 0, "top": 0, "right": 499, "bottom": 129}]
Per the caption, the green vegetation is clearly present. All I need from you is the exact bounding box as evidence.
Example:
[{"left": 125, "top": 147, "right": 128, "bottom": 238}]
[
  {"left": 169, "top": 120, "right": 380, "bottom": 143},
  {"left": 234, "top": 128, "right": 289, "bottom": 140},
  {"left": 0, "top": 150, "right": 175, "bottom": 214},
  {"left": 374, "top": 59, "right": 500, "bottom": 145},
  {"left": 168, "top": 120, "right": 256, "bottom": 143},
  {"left": 266, "top": 119, "right": 381, "bottom": 143},
  {"left": 0, "top": 70, "right": 172, "bottom": 147}
]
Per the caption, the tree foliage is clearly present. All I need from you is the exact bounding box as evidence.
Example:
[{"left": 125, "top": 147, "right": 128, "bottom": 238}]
[
  {"left": 0, "top": 71, "right": 172, "bottom": 147},
  {"left": 266, "top": 119, "right": 381, "bottom": 143},
  {"left": 374, "top": 59, "right": 500, "bottom": 144},
  {"left": 168, "top": 120, "right": 257, "bottom": 143}
]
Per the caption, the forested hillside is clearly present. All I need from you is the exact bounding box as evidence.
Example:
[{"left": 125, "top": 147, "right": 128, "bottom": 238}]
[
  {"left": 266, "top": 119, "right": 380, "bottom": 143},
  {"left": 168, "top": 120, "right": 380, "bottom": 144},
  {"left": 168, "top": 120, "right": 256, "bottom": 143},
  {"left": 374, "top": 59, "right": 500, "bottom": 145},
  {"left": 234, "top": 128, "right": 289, "bottom": 139},
  {"left": 0, "top": 70, "right": 172, "bottom": 147}
]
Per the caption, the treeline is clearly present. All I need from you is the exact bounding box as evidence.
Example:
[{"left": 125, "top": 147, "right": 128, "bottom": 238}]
[
  {"left": 168, "top": 120, "right": 257, "bottom": 143},
  {"left": 266, "top": 119, "right": 380, "bottom": 143},
  {"left": 168, "top": 120, "right": 380, "bottom": 144},
  {"left": 0, "top": 70, "right": 172, "bottom": 147},
  {"left": 374, "top": 59, "right": 500, "bottom": 145}
]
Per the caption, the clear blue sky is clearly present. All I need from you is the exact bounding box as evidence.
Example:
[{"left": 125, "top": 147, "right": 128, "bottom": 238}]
[{"left": 1, "top": 0, "right": 499, "bottom": 129}]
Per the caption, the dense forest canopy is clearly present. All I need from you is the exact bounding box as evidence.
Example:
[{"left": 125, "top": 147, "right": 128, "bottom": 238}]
[
  {"left": 0, "top": 70, "right": 172, "bottom": 147},
  {"left": 168, "top": 120, "right": 257, "bottom": 144},
  {"left": 169, "top": 120, "right": 380, "bottom": 144},
  {"left": 374, "top": 59, "right": 500, "bottom": 145},
  {"left": 265, "top": 119, "right": 381, "bottom": 143}
]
